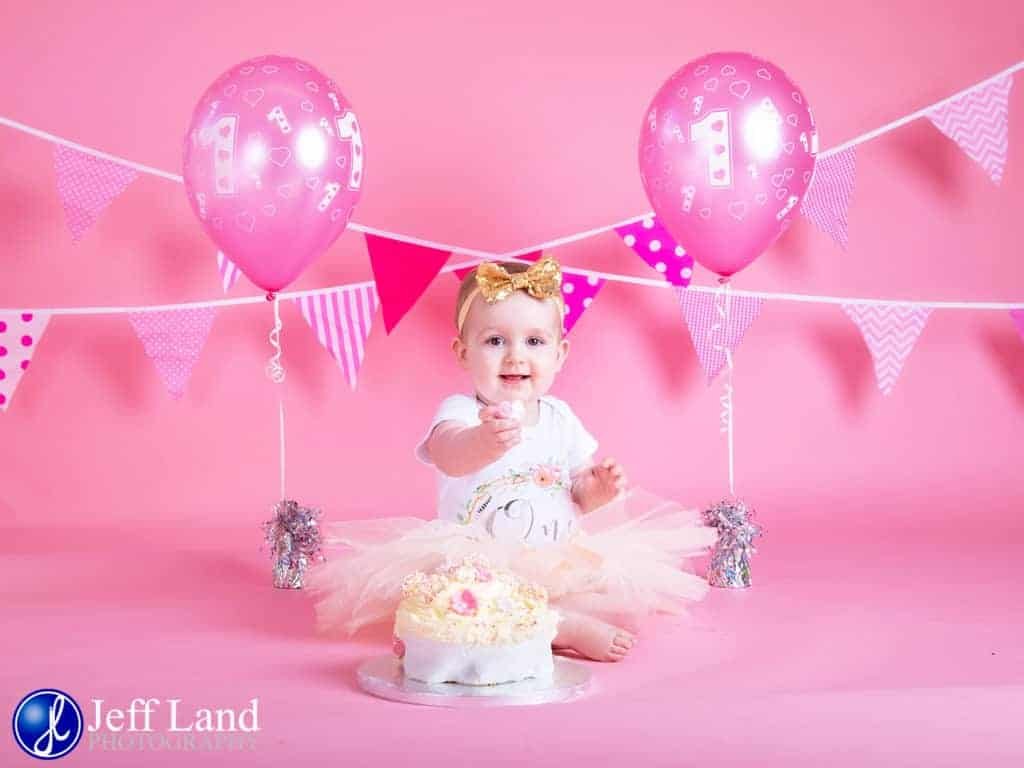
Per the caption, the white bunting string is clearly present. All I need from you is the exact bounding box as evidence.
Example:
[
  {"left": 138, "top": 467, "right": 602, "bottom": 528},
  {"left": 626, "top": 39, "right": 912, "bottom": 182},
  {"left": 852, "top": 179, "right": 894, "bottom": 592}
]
[{"left": 1, "top": 60, "right": 1019, "bottom": 267}]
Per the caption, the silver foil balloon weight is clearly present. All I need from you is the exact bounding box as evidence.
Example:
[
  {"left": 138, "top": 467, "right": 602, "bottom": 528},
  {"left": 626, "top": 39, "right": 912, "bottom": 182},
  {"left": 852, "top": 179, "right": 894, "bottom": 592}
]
[
  {"left": 702, "top": 499, "right": 763, "bottom": 588},
  {"left": 263, "top": 499, "right": 325, "bottom": 589}
]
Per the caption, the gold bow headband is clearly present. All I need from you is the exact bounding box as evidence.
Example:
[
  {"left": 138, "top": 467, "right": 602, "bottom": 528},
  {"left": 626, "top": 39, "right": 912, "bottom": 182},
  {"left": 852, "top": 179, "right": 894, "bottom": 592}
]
[{"left": 456, "top": 256, "right": 564, "bottom": 332}]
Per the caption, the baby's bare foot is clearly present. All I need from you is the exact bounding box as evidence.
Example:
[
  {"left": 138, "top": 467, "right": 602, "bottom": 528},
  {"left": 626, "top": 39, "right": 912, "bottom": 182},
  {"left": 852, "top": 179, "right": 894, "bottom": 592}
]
[{"left": 553, "top": 611, "right": 635, "bottom": 662}]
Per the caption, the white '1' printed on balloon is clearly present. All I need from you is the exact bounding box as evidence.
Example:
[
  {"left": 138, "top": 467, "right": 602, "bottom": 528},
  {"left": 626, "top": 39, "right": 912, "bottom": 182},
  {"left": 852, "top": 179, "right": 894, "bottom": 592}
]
[
  {"left": 335, "top": 111, "right": 363, "bottom": 191},
  {"left": 690, "top": 109, "right": 732, "bottom": 188}
]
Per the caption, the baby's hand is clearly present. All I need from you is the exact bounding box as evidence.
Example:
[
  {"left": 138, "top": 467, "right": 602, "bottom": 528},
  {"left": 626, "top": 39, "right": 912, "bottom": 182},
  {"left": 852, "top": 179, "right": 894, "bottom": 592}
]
[
  {"left": 475, "top": 404, "right": 522, "bottom": 457},
  {"left": 573, "top": 458, "right": 628, "bottom": 513}
]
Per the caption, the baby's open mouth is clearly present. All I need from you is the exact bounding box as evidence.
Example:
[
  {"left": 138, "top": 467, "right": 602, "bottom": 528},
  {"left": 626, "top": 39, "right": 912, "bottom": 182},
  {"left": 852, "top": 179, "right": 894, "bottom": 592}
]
[{"left": 499, "top": 374, "right": 530, "bottom": 382}]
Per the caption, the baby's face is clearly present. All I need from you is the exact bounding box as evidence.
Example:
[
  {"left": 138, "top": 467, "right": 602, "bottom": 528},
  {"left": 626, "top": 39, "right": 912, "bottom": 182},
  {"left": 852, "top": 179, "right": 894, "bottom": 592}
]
[{"left": 454, "top": 291, "right": 568, "bottom": 405}]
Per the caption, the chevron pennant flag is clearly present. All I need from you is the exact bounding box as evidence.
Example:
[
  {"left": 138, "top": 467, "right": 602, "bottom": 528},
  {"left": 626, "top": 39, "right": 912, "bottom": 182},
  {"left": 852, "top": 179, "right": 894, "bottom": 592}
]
[
  {"left": 0, "top": 311, "right": 51, "bottom": 411},
  {"left": 615, "top": 217, "right": 694, "bottom": 287},
  {"left": 1011, "top": 309, "right": 1024, "bottom": 341},
  {"left": 676, "top": 288, "right": 765, "bottom": 383},
  {"left": 842, "top": 304, "right": 931, "bottom": 396},
  {"left": 215, "top": 251, "right": 242, "bottom": 293},
  {"left": 927, "top": 74, "right": 1014, "bottom": 185},
  {"left": 53, "top": 145, "right": 137, "bottom": 241},
  {"left": 128, "top": 307, "right": 217, "bottom": 399},
  {"left": 451, "top": 252, "right": 604, "bottom": 335},
  {"left": 294, "top": 285, "right": 379, "bottom": 389},
  {"left": 365, "top": 235, "right": 450, "bottom": 334},
  {"left": 801, "top": 148, "right": 857, "bottom": 249}
]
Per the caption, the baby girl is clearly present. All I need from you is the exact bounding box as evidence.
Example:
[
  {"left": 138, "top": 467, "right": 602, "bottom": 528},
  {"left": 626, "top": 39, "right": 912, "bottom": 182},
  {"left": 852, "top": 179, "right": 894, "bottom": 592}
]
[
  {"left": 416, "top": 256, "right": 636, "bottom": 661},
  {"left": 312, "top": 255, "right": 715, "bottom": 663}
]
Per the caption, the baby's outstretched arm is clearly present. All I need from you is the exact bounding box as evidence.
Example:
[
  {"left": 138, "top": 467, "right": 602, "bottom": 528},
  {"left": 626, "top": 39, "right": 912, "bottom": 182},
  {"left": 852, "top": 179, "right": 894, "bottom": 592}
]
[
  {"left": 571, "top": 457, "right": 628, "bottom": 514},
  {"left": 423, "top": 405, "right": 521, "bottom": 477}
]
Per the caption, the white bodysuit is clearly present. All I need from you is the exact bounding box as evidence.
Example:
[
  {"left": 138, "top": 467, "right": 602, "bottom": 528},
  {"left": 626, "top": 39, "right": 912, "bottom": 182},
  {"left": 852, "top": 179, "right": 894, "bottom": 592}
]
[{"left": 415, "top": 394, "right": 598, "bottom": 547}]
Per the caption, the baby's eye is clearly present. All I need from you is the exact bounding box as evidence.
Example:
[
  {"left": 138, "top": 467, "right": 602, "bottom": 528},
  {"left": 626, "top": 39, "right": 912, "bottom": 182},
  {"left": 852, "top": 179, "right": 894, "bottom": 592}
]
[
  {"left": 485, "top": 336, "right": 505, "bottom": 346},
  {"left": 526, "top": 336, "right": 546, "bottom": 347}
]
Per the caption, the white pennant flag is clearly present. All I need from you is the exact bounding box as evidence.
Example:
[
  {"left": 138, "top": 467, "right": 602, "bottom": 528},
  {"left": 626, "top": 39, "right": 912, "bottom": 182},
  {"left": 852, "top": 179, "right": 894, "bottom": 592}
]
[
  {"left": 842, "top": 304, "right": 931, "bottom": 395},
  {"left": 294, "top": 285, "right": 379, "bottom": 389},
  {"left": 0, "top": 311, "right": 51, "bottom": 411}
]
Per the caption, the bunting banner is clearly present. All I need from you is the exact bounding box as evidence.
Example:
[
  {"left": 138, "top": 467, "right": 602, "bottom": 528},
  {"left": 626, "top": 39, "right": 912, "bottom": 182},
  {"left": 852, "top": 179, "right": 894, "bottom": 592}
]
[
  {"left": 928, "top": 74, "right": 1013, "bottom": 185},
  {"left": 294, "top": 285, "right": 379, "bottom": 389},
  {"left": 1011, "top": 309, "right": 1024, "bottom": 341},
  {"left": 452, "top": 252, "right": 605, "bottom": 335},
  {"left": 127, "top": 307, "right": 216, "bottom": 398},
  {"left": 0, "top": 311, "right": 50, "bottom": 411},
  {"left": 53, "top": 145, "right": 137, "bottom": 241},
  {"left": 801, "top": 147, "right": 856, "bottom": 249},
  {"left": 615, "top": 217, "right": 694, "bottom": 287},
  {"left": 365, "top": 234, "right": 450, "bottom": 334},
  {"left": 676, "top": 288, "right": 765, "bottom": 383},
  {"left": 842, "top": 304, "right": 931, "bottom": 396},
  {"left": 216, "top": 251, "right": 242, "bottom": 293}
]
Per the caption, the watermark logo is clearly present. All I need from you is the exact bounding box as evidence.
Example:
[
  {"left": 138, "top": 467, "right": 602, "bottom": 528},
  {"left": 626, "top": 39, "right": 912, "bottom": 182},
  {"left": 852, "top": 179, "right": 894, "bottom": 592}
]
[{"left": 12, "top": 689, "right": 84, "bottom": 760}]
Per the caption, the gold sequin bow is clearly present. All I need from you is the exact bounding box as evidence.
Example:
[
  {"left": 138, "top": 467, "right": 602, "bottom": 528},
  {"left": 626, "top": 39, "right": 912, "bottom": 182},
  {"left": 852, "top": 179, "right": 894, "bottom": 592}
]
[{"left": 476, "top": 257, "right": 562, "bottom": 303}]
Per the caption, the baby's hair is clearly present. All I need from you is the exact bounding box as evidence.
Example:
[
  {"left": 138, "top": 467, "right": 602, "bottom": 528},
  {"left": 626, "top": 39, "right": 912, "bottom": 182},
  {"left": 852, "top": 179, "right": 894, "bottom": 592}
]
[{"left": 454, "top": 261, "right": 533, "bottom": 331}]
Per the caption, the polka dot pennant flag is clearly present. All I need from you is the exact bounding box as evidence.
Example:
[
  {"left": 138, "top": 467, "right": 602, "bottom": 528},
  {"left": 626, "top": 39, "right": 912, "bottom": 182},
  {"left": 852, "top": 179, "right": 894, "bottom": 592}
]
[
  {"left": 0, "top": 312, "right": 50, "bottom": 412},
  {"left": 615, "top": 217, "right": 694, "bottom": 288},
  {"left": 127, "top": 307, "right": 217, "bottom": 399},
  {"left": 53, "top": 145, "right": 137, "bottom": 242},
  {"left": 452, "top": 252, "right": 605, "bottom": 335}
]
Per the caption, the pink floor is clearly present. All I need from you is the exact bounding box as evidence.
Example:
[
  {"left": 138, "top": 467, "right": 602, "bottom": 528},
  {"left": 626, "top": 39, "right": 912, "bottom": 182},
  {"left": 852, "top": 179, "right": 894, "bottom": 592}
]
[{"left": 4, "top": 498, "right": 1022, "bottom": 766}]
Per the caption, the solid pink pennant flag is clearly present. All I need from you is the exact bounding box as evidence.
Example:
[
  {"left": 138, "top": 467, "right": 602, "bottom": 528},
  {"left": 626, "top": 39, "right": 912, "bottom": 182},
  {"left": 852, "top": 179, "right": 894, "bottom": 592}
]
[
  {"left": 365, "top": 234, "right": 450, "bottom": 334},
  {"left": 1010, "top": 309, "right": 1024, "bottom": 341},
  {"left": 294, "top": 285, "right": 379, "bottom": 389},
  {"left": 928, "top": 74, "right": 1013, "bottom": 185},
  {"left": 0, "top": 311, "right": 51, "bottom": 411},
  {"left": 801, "top": 147, "right": 856, "bottom": 249},
  {"left": 676, "top": 288, "right": 764, "bottom": 383},
  {"left": 842, "top": 303, "right": 931, "bottom": 396},
  {"left": 53, "top": 145, "right": 137, "bottom": 241},
  {"left": 128, "top": 307, "right": 217, "bottom": 399}
]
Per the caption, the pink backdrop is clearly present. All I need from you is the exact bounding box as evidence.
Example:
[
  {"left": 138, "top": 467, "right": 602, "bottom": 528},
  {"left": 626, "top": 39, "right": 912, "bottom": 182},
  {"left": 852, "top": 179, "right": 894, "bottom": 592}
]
[
  {"left": 1, "top": 3, "right": 1024, "bottom": 764},
  {"left": 1, "top": 1, "right": 1021, "bottom": 527}
]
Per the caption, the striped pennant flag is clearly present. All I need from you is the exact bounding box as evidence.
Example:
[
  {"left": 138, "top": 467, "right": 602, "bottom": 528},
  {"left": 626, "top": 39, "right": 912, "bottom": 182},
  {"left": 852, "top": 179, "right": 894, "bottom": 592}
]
[
  {"left": 215, "top": 251, "right": 242, "bottom": 293},
  {"left": 53, "top": 145, "right": 137, "bottom": 242},
  {"left": 294, "top": 285, "right": 379, "bottom": 389},
  {"left": 842, "top": 304, "right": 931, "bottom": 396},
  {"left": 801, "top": 148, "right": 856, "bottom": 250},
  {"left": 676, "top": 288, "right": 765, "bottom": 383},
  {"left": 928, "top": 74, "right": 1013, "bottom": 185},
  {"left": 0, "top": 311, "right": 51, "bottom": 411}
]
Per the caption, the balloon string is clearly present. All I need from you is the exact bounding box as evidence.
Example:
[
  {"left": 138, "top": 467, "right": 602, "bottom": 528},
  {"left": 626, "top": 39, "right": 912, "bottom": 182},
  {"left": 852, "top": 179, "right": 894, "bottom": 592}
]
[
  {"left": 710, "top": 280, "right": 736, "bottom": 497},
  {"left": 267, "top": 298, "right": 285, "bottom": 384},
  {"left": 278, "top": 397, "right": 286, "bottom": 501},
  {"left": 266, "top": 298, "right": 287, "bottom": 500}
]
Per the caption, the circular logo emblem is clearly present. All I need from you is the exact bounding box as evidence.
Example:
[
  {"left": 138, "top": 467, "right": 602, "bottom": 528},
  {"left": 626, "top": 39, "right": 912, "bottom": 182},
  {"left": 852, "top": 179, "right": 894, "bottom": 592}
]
[{"left": 12, "top": 689, "right": 83, "bottom": 760}]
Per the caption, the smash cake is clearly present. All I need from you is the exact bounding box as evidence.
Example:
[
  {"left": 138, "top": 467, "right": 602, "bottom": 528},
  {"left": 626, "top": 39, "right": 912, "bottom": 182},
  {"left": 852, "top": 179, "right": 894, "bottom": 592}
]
[{"left": 392, "top": 555, "right": 560, "bottom": 685}]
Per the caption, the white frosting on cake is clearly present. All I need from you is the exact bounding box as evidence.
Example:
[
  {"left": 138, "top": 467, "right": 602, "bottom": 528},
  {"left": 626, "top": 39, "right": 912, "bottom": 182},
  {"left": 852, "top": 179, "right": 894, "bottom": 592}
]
[{"left": 393, "top": 555, "right": 560, "bottom": 685}]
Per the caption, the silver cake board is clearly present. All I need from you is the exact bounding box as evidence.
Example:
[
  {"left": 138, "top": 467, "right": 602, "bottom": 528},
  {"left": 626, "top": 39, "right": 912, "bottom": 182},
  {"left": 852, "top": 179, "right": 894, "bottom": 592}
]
[{"left": 356, "top": 655, "right": 591, "bottom": 707}]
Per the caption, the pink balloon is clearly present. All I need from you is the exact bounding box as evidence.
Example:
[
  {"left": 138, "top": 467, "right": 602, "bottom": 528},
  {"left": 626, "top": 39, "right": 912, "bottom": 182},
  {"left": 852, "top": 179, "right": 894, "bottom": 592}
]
[
  {"left": 182, "top": 55, "right": 364, "bottom": 294},
  {"left": 638, "top": 52, "right": 817, "bottom": 278}
]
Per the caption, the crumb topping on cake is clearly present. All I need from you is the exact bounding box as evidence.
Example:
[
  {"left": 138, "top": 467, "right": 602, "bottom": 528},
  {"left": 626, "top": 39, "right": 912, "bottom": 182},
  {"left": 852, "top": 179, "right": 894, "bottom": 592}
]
[{"left": 395, "top": 554, "right": 557, "bottom": 645}]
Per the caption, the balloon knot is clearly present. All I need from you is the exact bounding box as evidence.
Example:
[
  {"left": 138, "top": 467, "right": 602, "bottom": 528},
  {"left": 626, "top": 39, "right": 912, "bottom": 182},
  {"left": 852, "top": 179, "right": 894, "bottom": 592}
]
[{"left": 266, "top": 292, "right": 277, "bottom": 302}]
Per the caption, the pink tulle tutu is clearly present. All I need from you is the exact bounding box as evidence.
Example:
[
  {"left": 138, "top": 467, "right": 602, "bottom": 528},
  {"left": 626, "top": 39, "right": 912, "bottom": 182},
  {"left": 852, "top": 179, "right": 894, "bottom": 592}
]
[{"left": 308, "top": 489, "right": 718, "bottom": 636}]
